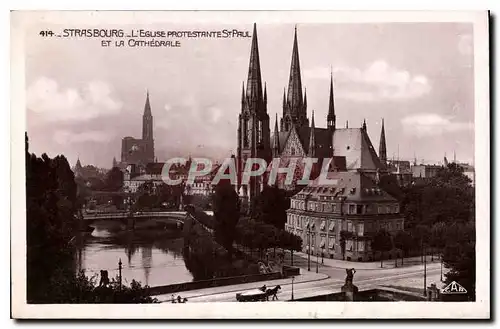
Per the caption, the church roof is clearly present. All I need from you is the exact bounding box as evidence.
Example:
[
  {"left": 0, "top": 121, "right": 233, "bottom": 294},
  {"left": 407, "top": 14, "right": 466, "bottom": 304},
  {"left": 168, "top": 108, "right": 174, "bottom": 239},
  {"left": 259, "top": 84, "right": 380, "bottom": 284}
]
[
  {"left": 332, "top": 128, "right": 385, "bottom": 171},
  {"left": 296, "top": 170, "right": 397, "bottom": 202},
  {"left": 273, "top": 126, "right": 332, "bottom": 157}
]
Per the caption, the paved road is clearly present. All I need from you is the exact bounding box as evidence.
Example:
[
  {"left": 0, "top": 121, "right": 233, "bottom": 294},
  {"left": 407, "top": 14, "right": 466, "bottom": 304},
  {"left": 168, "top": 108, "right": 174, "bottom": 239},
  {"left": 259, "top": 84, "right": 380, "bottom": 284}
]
[
  {"left": 159, "top": 251, "right": 443, "bottom": 303},
  {"left": 170, "top": 266, "right": 441, "bottom": 302}
]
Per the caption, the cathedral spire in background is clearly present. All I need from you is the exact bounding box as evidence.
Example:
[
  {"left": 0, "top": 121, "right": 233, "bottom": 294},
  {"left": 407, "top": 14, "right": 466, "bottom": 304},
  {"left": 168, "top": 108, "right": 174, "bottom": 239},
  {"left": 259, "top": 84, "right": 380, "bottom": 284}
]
[
  {"left": 143, "top": 89, "right": 152, "bottom": 117},
  {"left": 142, "top": 91, "right": 153, "bottom": 141},
  {"left": 379, "top": 118, "right": 387, "bottom": 166}
]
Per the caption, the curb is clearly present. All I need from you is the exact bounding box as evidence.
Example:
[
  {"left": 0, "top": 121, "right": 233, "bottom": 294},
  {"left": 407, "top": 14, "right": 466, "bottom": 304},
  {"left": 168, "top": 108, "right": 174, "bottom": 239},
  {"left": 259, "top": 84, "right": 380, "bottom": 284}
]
[{"left": 290, "top": 253, "right": 443, "bottom": 271}]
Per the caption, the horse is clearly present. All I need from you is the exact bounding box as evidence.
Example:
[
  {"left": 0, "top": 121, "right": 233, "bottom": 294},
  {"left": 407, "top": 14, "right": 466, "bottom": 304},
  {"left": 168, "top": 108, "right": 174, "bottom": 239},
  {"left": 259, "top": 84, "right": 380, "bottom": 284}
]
[{"left": 265, "top": 285, "right": 282, "bottom": 301}]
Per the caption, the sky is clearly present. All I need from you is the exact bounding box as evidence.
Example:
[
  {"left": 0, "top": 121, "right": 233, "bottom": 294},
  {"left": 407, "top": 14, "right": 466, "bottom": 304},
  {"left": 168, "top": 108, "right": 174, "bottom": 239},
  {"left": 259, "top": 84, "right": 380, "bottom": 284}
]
[{"left": 25, "top": 21, "right": 475, "bottom": 168}]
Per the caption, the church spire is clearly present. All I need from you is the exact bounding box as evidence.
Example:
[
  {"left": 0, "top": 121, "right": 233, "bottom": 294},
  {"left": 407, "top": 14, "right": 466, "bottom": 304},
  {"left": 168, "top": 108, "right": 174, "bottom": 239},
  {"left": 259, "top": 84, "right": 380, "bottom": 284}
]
[
  {"left": 303, "top": 88, "right": 307, "bottom": 109},
  {"left": 308, "top": 110, "right": 316, "bottom": 157},
  {"left": 144, "top": 89, "right": 152, "bottom": 117},
  {"left": 246, "top": 23, "right": 263, "bottom": 103},
  {"left": 379, "top": 118, "right": 387, "bottom": 166},
  {"left": 75, "top": 157, "right": 82, "bottom": 169},
  {"left": 264, "top": 82, "right": 267, "bottom": 104},
  {"left": 272, "top": 113, "right": 280, "bottom": 157},
  {"left": 287, "top": 25, "right": 304, "bottom": 116},
  {"left": 241, "top": 81, "right": 246, "bottom": 104},
  {"left": 142, "top": 91, "right": 153, "bottom": 141},
  {"left": 112, "top": 156, "right": 117, "bottom": 168},
  {"left": 362, "top": 118, "right": 367, "bottom": 131},
  {"left": 327, "top": 70, "right": 336, "bottom": 130}
]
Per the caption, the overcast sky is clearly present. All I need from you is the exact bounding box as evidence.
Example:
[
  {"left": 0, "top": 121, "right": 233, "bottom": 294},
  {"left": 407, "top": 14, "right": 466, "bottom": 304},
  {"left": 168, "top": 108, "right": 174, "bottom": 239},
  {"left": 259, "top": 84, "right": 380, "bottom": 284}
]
[{"left": 25, "top": 22, "right": 474, "bottom": 168}]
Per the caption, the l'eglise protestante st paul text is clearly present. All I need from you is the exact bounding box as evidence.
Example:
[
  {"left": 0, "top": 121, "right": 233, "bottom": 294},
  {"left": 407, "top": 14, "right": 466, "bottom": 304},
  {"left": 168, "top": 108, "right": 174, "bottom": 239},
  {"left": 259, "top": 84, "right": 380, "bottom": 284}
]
[{"left": 62, "top": 29, "right": 251, "bottom": 38}]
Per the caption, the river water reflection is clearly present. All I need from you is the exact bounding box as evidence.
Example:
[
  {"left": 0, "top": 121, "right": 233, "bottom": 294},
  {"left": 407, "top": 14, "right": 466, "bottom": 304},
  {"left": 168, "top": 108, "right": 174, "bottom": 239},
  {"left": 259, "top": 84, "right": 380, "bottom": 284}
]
[{"left": 75, "top": 221, "right": 194, "bottom": 287}]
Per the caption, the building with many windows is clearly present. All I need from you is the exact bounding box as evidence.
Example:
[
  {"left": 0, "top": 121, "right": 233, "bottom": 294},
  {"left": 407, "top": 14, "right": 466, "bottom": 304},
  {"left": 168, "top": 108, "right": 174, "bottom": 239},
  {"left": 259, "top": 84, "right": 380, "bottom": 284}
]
[{"left": 285, "top": 170, "right": 404, "bottom": 262}]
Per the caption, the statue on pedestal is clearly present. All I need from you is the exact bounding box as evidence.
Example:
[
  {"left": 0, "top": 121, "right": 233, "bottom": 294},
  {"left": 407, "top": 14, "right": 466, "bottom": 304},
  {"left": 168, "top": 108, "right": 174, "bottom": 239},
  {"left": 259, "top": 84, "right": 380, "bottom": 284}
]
[{"left": 341, "top": 268, "right": 359, "bottom": 301}]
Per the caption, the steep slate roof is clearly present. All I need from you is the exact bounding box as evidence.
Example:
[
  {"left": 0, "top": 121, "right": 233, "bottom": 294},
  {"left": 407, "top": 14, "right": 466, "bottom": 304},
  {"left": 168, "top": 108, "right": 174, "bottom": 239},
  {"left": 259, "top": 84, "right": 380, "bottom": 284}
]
[
  {"left": 297, "top": 171, "right": 397, "bottom": 202},
  {"left": 331, "top": 128, "right": 385, "bottom": 171}
]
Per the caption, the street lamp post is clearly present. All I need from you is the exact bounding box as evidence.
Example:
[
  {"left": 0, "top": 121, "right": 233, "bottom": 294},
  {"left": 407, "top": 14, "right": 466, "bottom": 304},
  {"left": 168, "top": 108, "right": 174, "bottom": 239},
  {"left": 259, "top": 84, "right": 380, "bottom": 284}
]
[
  {"left": 322, "top": 247, "right": 325, "bottom": 265},
  {"left": 118, "top": 258, "right": 123, "bottom": 290},
  {"left": 316, "top": 249, "right": 319, "bottom": 273},
  {"left": 291, "top": 276, "right": 295, "bottom": 301},
  {"left": 440, "top": 253, "right": 443, "bottom": 282},
  {"left": 423, "top": 244, "right": 427, "bottom": 297},
  {"left": 307, "top": 225, "right": 311, "bottom": 272}
]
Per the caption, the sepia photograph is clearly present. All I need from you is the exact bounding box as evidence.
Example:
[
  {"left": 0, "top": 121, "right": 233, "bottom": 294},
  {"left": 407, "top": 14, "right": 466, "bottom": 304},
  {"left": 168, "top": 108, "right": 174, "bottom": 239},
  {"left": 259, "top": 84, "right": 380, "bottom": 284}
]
[{"left": 10, "top": 10, "right": 490, "bottom": 319}]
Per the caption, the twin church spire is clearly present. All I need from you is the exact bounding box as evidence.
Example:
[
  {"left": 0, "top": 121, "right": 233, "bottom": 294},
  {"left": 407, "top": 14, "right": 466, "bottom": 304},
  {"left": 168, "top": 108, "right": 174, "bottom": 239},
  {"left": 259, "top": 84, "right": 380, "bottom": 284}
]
[{"left": 281, "top": 26, "right": 309, "bottom": 131}]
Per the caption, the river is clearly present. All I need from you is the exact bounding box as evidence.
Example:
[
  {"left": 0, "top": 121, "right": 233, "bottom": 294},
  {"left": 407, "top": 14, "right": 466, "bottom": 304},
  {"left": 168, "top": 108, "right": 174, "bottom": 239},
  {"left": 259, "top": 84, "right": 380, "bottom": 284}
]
[{"left": 74, "top": 220, "right": 194, "bottom": 287}]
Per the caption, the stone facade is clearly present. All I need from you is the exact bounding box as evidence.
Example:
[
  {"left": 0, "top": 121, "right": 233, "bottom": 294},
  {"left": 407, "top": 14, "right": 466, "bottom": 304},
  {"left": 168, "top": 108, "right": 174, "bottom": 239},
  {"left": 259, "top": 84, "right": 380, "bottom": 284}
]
[{"left": 285, "top": 171, "right": 404, "bottom": 262}]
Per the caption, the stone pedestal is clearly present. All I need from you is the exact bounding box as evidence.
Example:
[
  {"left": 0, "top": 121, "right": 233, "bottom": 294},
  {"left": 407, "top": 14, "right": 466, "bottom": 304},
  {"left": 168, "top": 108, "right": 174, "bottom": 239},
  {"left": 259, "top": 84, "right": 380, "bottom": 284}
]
[{"left": 341, "top": 282, "right": 359, "bottom": 301}]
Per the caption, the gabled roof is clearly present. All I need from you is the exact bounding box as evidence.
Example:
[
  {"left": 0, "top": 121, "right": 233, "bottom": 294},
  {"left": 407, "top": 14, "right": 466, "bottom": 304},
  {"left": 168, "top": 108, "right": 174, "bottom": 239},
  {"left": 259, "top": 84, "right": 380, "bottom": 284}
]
[
  {"left": 274, "top": 126, "right": 332, "bottom": 157},
  {"left": 332, "top": 128, "right": 384, "bottom": 171},
  {"left": 297, "top": 171, "right": 397, "bottom": 202}
]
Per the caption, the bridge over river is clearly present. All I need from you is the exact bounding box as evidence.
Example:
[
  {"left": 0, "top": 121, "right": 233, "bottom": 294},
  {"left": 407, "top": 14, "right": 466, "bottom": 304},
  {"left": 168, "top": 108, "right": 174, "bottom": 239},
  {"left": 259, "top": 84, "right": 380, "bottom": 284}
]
[{"left": 81, "top": 209, "right": 215, "bottom": 234}]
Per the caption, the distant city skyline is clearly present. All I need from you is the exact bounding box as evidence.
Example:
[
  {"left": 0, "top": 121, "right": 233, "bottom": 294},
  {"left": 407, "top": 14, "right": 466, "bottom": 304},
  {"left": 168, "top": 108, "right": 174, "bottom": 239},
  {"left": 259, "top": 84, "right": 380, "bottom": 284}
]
[{"left": 26, "top": 22, "right": 475, "bottom": 168}]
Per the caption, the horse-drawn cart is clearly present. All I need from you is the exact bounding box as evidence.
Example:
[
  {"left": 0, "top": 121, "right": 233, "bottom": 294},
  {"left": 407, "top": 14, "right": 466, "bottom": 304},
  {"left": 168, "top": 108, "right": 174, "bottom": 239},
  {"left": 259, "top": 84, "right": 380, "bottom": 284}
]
[{"left": 236, "top": 285, "right": 281, "bottom": 302}]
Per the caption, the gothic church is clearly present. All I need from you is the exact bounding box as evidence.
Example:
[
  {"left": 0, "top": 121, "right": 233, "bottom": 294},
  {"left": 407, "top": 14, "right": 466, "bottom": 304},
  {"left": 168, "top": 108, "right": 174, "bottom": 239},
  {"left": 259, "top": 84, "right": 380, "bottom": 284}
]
[{"left": 236, "top": 24, "right": 388, "bottom": 202}]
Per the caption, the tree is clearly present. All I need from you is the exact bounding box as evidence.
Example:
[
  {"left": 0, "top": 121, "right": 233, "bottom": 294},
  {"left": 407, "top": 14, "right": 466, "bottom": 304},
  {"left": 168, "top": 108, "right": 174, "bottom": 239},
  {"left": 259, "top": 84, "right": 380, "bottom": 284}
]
[
  {"left": 442, "top": 222, "right": 475, "bottom": 301},
  {"left": 26, "top": 137, "right": 80, "bottom": 302},
  {"left": 212, "top": 181, "right": 240, "bottom": 260},
  {"left": 430, "top": 221, "right": 447, "bottom": 261},
  {"left": 401, "top": 163, "right": 474, "bottom": 231},
  {"left": 26, "top": 133, "right": 154, "bottom": 303},
  {"left": 254, "top": 185, "right": 289, "bottom": 230},
  {"left": 104, "top": 167, "right": 124, "bottom": 192},
  {"left": 48, "top": 270, "right": 159, "bottom": 304},
  {"left": 393, "top": 230, "right": 412, "bottom": 266},
  {"left": 371, "top": 229, "right": 392, "bottom": 268},
  {"left": 412, "top": 224, "right": 431, "bottom": 263}
]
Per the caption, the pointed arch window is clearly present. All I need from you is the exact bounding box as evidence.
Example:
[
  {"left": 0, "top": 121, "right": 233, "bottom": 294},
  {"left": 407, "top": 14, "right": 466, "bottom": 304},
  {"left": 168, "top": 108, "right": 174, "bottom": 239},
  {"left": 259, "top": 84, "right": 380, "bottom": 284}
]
[
  {"left": 257, "top": 120, "right": 263, "bottom": 144},
  {"left": 243, "top": 118, "right": 249, "bottom": 147}
]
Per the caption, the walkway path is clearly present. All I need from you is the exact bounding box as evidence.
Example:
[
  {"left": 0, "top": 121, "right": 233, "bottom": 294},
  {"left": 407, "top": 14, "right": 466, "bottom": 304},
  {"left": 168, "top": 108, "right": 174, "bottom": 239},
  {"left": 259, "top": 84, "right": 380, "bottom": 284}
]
[{"left": 286, "top": 250, "right": 443, "bottom": 270}]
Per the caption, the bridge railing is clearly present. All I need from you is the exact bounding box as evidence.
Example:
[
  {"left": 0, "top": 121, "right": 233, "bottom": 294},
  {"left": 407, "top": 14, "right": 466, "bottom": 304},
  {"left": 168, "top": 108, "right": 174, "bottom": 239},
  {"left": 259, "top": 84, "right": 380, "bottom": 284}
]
[{"left": 83, "top": 211, "right": 187, "bottom": 218}]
